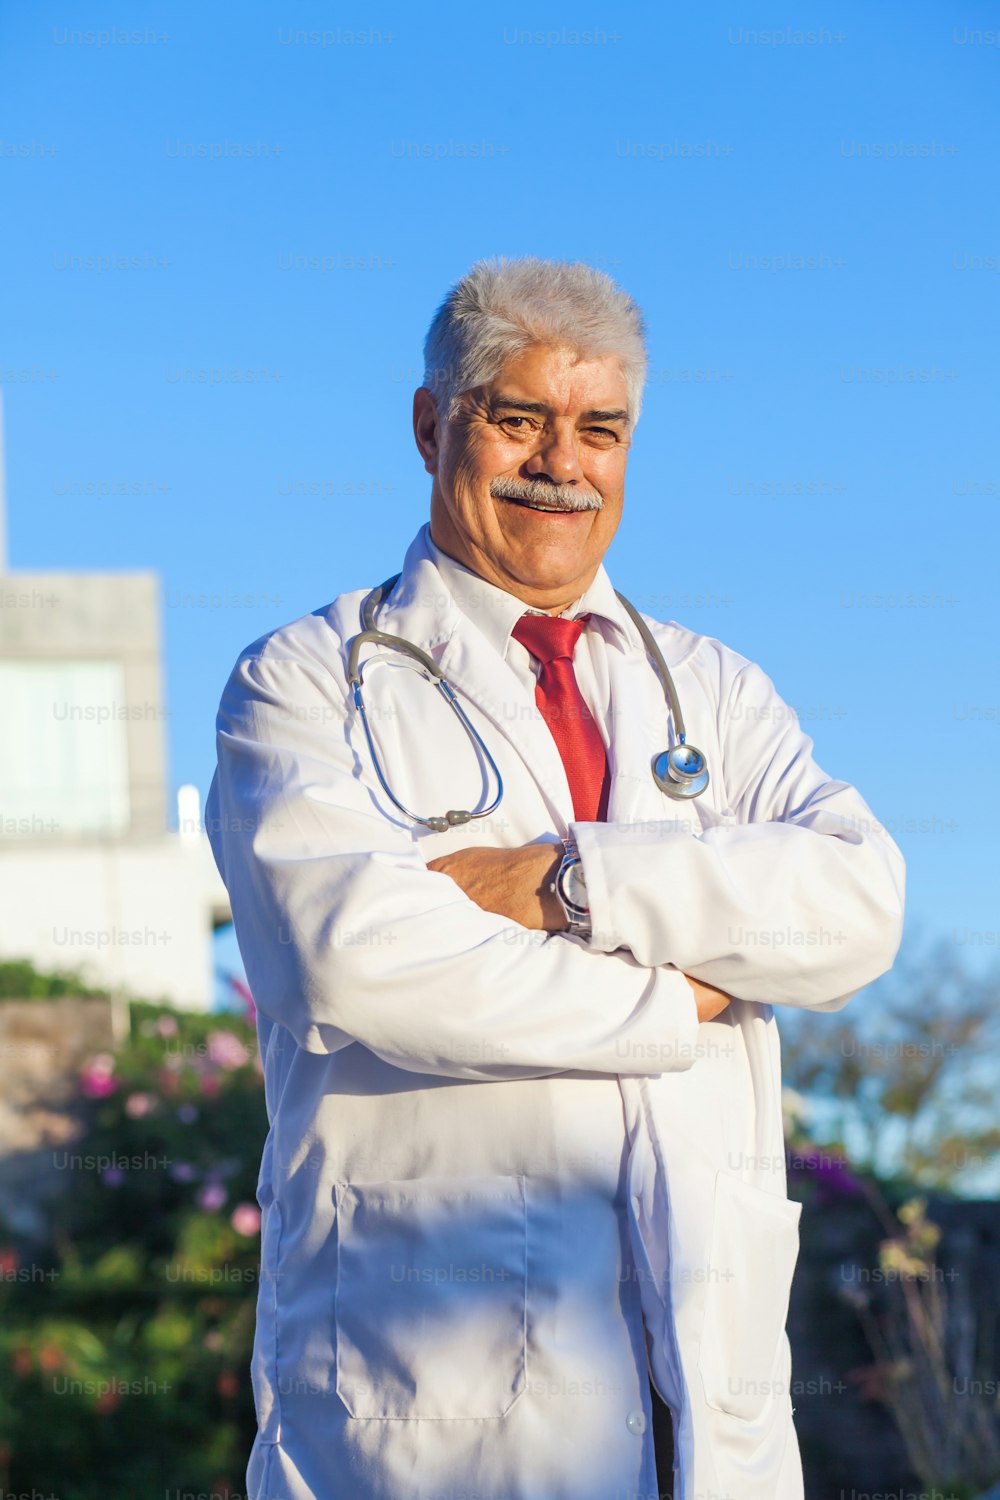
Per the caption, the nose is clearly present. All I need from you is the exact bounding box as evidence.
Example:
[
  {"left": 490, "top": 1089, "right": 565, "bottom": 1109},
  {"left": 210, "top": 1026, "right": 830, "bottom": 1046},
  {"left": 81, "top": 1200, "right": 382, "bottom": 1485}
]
[{"left": 523, "top": 423, "right": 586, "bottom": 486}]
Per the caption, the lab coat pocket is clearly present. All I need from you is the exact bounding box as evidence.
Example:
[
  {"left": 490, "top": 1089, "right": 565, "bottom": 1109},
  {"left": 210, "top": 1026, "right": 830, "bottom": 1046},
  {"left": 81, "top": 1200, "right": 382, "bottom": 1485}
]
[
  {"left": 697, "top": 1171, "right": 801, "bottom": 1423},
  {"left": 333, "top": 1174, "right": 527, "bottom": 1420},
  {"left": 251, "top": 1188, "right": 284, "bottom": 1443}
]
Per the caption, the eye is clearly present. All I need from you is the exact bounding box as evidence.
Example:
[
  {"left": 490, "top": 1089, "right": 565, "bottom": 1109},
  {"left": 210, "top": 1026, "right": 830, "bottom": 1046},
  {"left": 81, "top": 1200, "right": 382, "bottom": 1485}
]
[
  {"left": 499, "top": 415, "right": 534, "bottom": 432},
  {"left": 586, "top": 427, "right": 618, "bottom": 442}
]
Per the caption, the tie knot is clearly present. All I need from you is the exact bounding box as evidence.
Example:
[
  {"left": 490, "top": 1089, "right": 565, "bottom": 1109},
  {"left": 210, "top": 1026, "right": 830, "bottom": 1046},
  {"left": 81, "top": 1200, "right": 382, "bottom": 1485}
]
[{"left": 511, "top": 611, "right": 587, "bottom": 666}]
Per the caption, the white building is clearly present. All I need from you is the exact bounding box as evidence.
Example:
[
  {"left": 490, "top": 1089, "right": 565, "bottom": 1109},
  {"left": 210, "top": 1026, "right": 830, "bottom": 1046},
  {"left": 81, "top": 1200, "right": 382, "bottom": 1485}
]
[{"left": 0, "top": 396, "right": 230, "bottom": 1008}]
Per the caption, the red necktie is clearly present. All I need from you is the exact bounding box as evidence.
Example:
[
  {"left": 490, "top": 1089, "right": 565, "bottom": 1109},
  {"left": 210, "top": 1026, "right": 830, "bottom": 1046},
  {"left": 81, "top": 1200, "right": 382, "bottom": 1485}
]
[{"left": 511, "top": 612, "right": 611, "bottom": 822}]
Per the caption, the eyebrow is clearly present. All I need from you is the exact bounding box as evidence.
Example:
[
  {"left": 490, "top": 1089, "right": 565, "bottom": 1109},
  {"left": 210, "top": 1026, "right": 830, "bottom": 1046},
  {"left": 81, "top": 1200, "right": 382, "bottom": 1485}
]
[{"left": 491, "top": 396, "right": 630, "bottom": 423}]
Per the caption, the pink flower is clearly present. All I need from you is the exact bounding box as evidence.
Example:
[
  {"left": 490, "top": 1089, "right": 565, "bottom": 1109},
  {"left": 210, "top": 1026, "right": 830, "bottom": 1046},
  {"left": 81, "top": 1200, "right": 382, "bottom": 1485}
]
[
  {"left": 206, "top": 1030, "right": 250, "bottom": 1071},
  {"left": 124, "top": 1092, "right": 157, "bottom": 1119},
  {"left": 156, "top": 1016, "right": 179, "bottom": 1037},
  {"left": 79, "top": 1053, "right": 117, "bottom": 1098},
  {"left": 230, "top": 1203, "right": 261, "bottom": 1237},
  {"left": 197, "top": 1182, "right": 228, "bottom": 1212}
]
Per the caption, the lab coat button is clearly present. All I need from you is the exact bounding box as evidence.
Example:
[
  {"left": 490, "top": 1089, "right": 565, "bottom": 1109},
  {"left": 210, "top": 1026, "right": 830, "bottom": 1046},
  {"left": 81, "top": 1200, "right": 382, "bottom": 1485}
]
[{"left": 626, "top": 1409, "right": 646, "bottom": 1436}]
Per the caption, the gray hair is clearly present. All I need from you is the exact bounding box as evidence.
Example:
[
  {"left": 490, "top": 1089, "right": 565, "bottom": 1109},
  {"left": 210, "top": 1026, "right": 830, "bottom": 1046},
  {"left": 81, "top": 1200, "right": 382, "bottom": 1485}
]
[{"left": 422, "top": 256, "right": 648, "bottom": 425}]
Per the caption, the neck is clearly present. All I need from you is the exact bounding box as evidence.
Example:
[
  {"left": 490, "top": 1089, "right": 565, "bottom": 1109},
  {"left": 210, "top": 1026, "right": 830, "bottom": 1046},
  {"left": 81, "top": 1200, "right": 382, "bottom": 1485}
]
[{"left": 428, "top": 521, "right": 591, "bottom": 617}]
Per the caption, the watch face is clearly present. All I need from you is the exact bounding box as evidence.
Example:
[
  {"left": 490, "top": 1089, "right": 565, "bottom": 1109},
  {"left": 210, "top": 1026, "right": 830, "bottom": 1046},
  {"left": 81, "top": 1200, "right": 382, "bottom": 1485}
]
[{"left": 561, "top": 860, "right": 589, "bottom": 913}]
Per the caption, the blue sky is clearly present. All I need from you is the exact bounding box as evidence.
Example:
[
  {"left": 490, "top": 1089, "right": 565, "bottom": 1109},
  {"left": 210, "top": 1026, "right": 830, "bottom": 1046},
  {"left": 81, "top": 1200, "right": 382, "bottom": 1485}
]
[{"left": 2, "top": 1, "right": 998, "bottom": 1001}]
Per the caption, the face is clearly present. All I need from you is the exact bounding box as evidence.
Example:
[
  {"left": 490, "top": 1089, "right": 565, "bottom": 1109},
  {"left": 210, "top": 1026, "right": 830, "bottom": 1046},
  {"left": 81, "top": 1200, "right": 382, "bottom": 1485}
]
[{"left": 414, "top": 343, "right": 633, "bottom": 613}]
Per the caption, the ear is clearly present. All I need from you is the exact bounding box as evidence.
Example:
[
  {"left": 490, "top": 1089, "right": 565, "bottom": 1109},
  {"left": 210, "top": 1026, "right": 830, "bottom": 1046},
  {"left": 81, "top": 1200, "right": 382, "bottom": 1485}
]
[{"left": 413, "top": 386, "right": 442, "bottom": 475}]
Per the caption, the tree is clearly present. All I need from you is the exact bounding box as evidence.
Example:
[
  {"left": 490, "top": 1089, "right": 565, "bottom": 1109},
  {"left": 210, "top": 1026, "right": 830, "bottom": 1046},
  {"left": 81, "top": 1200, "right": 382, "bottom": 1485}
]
[{"left": 778, "top": 941, "right": 1000, "bottom": 1195}]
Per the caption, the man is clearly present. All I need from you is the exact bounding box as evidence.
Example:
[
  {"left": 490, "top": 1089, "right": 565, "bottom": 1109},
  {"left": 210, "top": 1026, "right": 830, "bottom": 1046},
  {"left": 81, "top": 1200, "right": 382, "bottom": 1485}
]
[{"left": 206, "top": 257, "right": 905, "bottom": 1500}]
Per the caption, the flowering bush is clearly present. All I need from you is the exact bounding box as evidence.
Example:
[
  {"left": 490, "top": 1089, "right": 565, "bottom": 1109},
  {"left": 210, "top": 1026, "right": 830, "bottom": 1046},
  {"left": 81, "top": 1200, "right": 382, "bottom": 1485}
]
[{"left": 0, "top": 995, "right": 268, "bottom": 1499}]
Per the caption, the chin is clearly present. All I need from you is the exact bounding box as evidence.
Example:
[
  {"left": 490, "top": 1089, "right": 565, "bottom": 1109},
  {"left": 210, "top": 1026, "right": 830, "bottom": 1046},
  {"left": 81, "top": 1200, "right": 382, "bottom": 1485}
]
[{"left": 509, "top": 547, "right": 591, "bottom": 592}]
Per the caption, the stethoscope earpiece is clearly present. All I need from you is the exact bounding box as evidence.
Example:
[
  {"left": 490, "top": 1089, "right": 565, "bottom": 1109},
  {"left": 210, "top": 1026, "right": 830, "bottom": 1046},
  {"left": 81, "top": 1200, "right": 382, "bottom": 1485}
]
[{"left": 652, "top": 741, "right": 710, "bottom": 800}]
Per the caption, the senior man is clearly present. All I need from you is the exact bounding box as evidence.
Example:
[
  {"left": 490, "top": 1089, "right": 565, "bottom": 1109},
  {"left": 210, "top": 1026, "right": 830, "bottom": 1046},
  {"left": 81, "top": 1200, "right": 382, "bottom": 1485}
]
[{"left": 206, "top": 257, "right": 905, "bottom": 1500}]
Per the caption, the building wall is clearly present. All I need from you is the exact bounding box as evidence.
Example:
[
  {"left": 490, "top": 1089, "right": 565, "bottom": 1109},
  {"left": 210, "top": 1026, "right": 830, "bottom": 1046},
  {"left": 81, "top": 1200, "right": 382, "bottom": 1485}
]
[
  {"left": 2, "top": 568, "right": 232, "bottom": 1007},
  {"left": 0, "top": 838, "right": 229, "bottom": 1010}
]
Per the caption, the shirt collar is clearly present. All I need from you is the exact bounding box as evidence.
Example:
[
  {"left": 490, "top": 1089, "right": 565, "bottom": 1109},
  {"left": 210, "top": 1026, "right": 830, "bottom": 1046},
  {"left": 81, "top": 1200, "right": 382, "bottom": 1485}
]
[{"left": 420, "top": 524, "right": 636, "bottom": 661}]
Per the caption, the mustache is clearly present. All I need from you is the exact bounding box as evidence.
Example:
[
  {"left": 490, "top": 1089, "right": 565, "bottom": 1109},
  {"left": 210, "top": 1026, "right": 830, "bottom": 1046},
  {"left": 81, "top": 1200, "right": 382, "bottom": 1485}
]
[{"left": 489, "top": 475, "right": 604, "bottom": 512}]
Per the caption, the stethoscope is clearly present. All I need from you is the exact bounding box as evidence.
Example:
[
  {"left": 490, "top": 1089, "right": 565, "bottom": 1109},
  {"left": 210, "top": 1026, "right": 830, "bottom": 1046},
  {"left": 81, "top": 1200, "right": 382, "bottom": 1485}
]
[{"left": 346, "top": 573, "right": 709, "bottom": 832}]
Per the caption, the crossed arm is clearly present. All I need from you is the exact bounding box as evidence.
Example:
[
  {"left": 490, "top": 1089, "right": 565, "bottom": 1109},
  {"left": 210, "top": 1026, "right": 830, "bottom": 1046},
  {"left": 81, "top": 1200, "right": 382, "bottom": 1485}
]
[
  {"left": 425, "top": 654, "right": 907, "bottom": 1022},
  {"left": 427, "top": 841, "right": 735, "bottom": 1024}
]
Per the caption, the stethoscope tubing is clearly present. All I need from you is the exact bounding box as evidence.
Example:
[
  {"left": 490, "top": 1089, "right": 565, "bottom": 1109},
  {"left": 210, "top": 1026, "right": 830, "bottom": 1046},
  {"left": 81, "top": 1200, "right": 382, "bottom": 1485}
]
[{"left": 346, "top": 572, "right": 708, "bottom": 830}]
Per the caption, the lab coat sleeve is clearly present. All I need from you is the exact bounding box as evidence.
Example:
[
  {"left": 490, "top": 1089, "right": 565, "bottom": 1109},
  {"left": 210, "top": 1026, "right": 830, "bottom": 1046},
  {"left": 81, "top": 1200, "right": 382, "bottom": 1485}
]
[
  {"left": 572, "top": 658, "right": 905, "bottom": 1011},
  {"left": 206, "top": 645, "right": 701, "bottom": 1080}
]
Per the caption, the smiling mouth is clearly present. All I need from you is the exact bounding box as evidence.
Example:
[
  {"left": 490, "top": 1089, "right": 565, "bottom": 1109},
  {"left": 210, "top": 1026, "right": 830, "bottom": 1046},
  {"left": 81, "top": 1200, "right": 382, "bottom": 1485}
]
[
  {"left": 497, "top": 495, "right": 599, "bottom": 519},
  {"left": 503, "top": 496, "right": 585, "bottom": 514}
]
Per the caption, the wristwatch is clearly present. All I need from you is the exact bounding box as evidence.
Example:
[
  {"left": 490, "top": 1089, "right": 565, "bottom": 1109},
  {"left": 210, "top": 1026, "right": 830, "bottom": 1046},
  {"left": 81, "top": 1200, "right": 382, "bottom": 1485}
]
[{"left": 551, "top": 835, "right": 592, "bottom": 940}]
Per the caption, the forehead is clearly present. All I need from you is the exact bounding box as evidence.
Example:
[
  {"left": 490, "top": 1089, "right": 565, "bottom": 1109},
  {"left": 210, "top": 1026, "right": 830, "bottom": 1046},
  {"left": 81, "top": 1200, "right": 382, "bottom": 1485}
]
[{"left": 486, "top": 344, "right": 628, "bottom": 416}]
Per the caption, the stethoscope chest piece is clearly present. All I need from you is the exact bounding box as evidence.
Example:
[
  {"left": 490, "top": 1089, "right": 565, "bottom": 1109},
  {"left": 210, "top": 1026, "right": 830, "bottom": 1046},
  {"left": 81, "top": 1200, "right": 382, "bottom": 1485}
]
[{"left": 652, "top": 741, "right": 710, "bottom": 800}]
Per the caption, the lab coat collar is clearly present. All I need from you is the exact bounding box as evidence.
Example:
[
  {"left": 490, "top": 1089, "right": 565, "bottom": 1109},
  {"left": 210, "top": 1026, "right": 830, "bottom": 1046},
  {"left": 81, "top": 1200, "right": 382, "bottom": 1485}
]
[{"left": 372, "top": 525, "right": 576, "bottom": 827}]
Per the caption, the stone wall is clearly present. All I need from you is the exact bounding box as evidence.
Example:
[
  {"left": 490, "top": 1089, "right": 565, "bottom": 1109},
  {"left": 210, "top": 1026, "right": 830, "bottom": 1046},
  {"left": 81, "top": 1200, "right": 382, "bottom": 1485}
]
[{"left": 0, "top": 996, "right": 114, "bottom": 1239}]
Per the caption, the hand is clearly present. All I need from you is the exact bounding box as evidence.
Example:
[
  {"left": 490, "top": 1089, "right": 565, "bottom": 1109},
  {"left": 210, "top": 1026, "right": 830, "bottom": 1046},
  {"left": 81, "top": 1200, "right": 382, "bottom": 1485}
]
[
  {"left": 427, "top": 842, "right": 567, "bottom": 932},
  {"left": 685, "top": 974, "right": 732, "bottom": 1023}
]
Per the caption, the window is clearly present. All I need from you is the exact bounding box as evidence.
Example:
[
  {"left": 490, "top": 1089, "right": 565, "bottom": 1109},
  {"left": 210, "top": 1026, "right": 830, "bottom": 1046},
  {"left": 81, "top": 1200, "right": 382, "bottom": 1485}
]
[{"left": 0, "top": 659, "right": 131, "bottom": 837}]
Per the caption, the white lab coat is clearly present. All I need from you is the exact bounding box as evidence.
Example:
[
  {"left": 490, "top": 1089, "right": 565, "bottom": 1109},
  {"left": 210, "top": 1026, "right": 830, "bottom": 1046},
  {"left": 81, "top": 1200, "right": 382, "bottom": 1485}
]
[{"left": 206, "top": 523, "right": 905, "bottom": 1500}]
